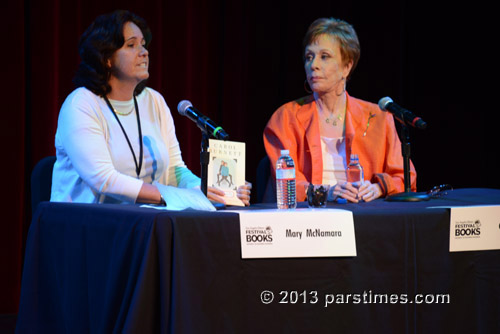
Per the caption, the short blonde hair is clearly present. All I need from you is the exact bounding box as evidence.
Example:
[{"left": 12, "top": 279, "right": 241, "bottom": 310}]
[{"left": 303, "top": 18, "right": 360, "bottom": 79}]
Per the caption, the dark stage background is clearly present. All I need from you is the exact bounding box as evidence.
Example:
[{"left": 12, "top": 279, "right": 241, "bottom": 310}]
[{"left": 1, "top": 0, "right": 496, "bottom": 318}]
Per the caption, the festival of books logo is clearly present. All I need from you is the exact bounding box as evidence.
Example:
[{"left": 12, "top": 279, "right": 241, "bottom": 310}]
[
  {"left": 244, "top": 226, "right": 273, "bottom": 244},
  {"left": 454, "top": 220, "right": 481, "bottom": 238}
]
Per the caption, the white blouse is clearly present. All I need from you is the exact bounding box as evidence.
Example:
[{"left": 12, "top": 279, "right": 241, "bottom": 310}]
[
  {"left": 51, "top": 87, "right": 199, "bottom": 204},
  {"left": 320, "top": 135, "right": 347, "bottom": 186}
]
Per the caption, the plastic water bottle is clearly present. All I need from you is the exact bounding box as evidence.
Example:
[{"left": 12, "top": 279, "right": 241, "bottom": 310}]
[
  {"left": 347, "top": 154, "right": 364, "bottom": 184},
  {"left": 276, "top": 150, "right": 296, "bottom": 209}
]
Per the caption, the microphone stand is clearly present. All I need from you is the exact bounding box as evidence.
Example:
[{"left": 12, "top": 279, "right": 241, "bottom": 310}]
[
  {"left": 200, "top": 133, "right": 210, "bottom": 196},
  {"left": 200, "top": 132, "right": 226, "bottom": 209},
  {"left": 385, "top": 118, "right": 430, "bottom": 202}
]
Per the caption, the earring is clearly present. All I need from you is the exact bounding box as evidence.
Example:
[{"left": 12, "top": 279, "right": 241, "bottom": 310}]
[{"left": 304, "top": 79, "right": 313, "bottom": 94}]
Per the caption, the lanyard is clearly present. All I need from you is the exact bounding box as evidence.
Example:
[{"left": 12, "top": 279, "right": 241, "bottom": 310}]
[{"left": 104, "top": 95, "right": 143, "bottom": 178}]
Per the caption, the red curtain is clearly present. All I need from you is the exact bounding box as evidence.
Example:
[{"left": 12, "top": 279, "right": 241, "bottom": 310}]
[
  {"left": 1, "top": 0, "right": 494, "bottom": 313},
  {"left": 2, "top": 0, "right": 26, "bottom": 314}
]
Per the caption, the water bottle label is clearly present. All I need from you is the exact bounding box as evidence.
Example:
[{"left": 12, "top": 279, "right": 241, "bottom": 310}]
[
  {"left": 347, "top": 169, "right": 364, "bottom": 183},
  {"left": 276, "top": 168, "right": 295, "bottom": 180}
]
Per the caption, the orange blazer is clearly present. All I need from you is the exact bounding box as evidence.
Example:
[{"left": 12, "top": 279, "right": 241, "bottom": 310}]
[{"left": 263, "top": 93, "right": 417, "bottom": 201}]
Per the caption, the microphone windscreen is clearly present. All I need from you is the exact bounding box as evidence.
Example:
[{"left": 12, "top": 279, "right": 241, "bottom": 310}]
[
  {"left": 378, "top": 97, "right": 393, "bottom": 111},
  {"left": 177, "top": 100, "right": 193, "bottom": 116}
]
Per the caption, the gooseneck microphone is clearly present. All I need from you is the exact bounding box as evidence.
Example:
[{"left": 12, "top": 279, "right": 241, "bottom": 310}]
[
  {"left": 177, "top": 100, "right": 229, "bottom": 140},
  {"left": 378, "top": 97, "right": 427, "bottom": 130}
]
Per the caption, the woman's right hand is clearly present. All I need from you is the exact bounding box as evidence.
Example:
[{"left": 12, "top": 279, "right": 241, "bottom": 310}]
[
  {"left": 332, "top": 182, "right": 365, "bottom": 203},
  {"left": 207, "top": 186, "right": 227, "bottom": 205},
  {"left": 208, "top": 181, "right": 252, "bottom": 206}
]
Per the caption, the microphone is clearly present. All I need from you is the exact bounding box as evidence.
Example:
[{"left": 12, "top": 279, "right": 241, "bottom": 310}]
[
  {"left": 177, "top": 100, "right": 229, "bottom": 140},
  {"left": 378, "top": 97, "right": 427, "bottom": 130}
]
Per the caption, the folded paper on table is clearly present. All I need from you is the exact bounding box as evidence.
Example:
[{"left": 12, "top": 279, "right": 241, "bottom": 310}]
[{"left": 141, "top": 182, "right": 216, "bottom": 211}]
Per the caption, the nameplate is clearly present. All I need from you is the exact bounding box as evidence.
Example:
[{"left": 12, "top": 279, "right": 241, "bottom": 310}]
[
  {"left": 449, "top": 205, "right": 500, "bottom": 252},
  {"left": 237, "top": 209, "right": 356, "bottom": 259}
]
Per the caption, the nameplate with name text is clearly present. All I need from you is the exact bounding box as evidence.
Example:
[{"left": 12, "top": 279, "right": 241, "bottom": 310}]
[{"left": 236, "top": 209, "right": 356, "bottom": 259}]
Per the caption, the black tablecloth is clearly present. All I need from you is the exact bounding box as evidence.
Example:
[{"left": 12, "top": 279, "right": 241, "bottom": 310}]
[{"left": 16, "top": 188, "right": 500, "bottom": 333}]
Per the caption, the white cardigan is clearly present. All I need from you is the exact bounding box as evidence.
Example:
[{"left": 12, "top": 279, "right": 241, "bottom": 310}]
[{"left": 51, "top": 87, "right": 200, "bottom": 204}]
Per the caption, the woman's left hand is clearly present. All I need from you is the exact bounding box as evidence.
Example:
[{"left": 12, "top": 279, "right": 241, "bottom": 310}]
[
  {"left": 357, "top": 181, "right": 382, "bottom": 202},
  {"left": 237, "top": 181, "right": 252, "bottom": 206}
]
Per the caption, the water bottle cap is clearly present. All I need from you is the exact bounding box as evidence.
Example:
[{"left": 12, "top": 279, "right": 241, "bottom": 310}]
[
  {"left": 350, "top": 154, "right": 358, "bottom": 160},
  {"left": 280, "top": 149, "right": 289, "bottom": 155}
]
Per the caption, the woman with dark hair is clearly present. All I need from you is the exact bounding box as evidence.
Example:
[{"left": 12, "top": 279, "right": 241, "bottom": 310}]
[
  {"left": 51, "top": 10, "right": 251, "bottom": 207},
  {"left": 73, "top": 10, "right": 152, "bottom": 97},
  {"left": 263, "top": 18, "right": 416, "bottom": 203}
]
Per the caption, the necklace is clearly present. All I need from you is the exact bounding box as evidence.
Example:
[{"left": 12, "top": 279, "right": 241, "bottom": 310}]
[
  {"left": 324, "top": 103, "right": 347, "bottom": 127},
  {"left": 106, "top": 98, "right": 134, "bottom": 116},
  {"left": 112, "top": 106, "right": 134, "bottom": 116},
  {"left": 325, "top": 113, "right": 344, "bottom": 126},
  {"left": 104, "top": 95, "right": 143, "bottom": 178}
]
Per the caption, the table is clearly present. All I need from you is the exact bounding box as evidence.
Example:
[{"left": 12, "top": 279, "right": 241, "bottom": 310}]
[{"left": 16, "top": 188, "right": 500, "bottom": 333}]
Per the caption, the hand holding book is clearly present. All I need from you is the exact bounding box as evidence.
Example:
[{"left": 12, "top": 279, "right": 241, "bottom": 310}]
[{"left": 208, "top": 139, "right": 250, "bottom": 206}]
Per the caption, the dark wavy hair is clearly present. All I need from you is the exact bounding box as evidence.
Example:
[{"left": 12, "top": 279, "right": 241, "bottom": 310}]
[{"left": 73, "top": 10, "right": 152, "bottom": 96}]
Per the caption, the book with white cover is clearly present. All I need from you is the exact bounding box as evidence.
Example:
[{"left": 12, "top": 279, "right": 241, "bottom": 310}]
[{"left": 208, "top": 139, "right": 245, "bottom": 206}]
